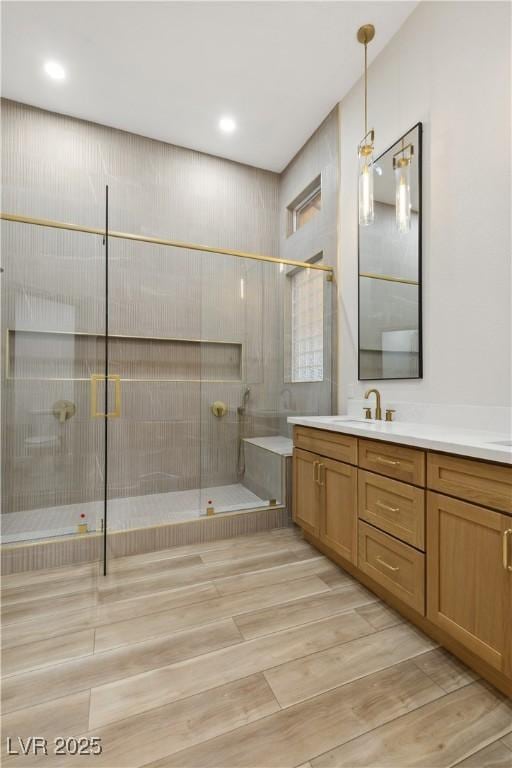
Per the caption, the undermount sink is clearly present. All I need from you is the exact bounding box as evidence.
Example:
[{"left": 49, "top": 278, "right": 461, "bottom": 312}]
[{"left": 329, "top": 418, "right": 377, "bottom": 424}]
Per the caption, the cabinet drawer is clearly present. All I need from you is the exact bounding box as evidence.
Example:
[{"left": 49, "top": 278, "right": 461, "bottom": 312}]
[
  {"left": 359, "top": 439, "right": 425, "bottom": 486},
  {"left": 294, "top": 427, "right": 357, "bottom": 466},
  {"left": 427, "top": 453, "right": 512, "bottom": 514},
  {"left": 358, "top": 470, "right": 425, "bottom": 549},
  {"left": 358, "top": 521, "right": 425, "bottom": 614}
]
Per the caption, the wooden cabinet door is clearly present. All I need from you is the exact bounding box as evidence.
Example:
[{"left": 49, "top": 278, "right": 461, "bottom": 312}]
[
  {"left": 427, "top": 492, "right": 512, "bottom": 674},
  {"left": 293, "top": 448, "right": 320, "bottom": 536},
  {"left": 319, "top": 456, "right": 358, "bottom": 565}
]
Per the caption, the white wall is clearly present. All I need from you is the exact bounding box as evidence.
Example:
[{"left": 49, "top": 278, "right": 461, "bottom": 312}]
[{"left": 338, "top": 1, "right": 511, "bottom": 431}]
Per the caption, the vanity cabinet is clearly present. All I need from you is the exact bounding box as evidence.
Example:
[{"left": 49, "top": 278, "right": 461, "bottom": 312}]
[
  {"left": 292, "top": 448, "right": 357, "bottom": 563},
  {"left": 359, "top": 439, "right": 425, "bottom": 486},
  {"left": 293, "top": 448, "right": 320, "bottom": 536},
  {"left": 427, "top": 452, "right": 512, "bottom": 514},
  {"left": 292, "top": 424, "right": 512, "bottom": 696},
  {"left": 427, "top": 492, "right": 512, "bottom": 676},
  {"left": 358, "top": 521, "right": 425, "bottom": 613},
  {"left": 295, "top": 426, "right": 357, "bottom": 465},
  {"left": 319, "top": 456, "right": 358, "bottom": 565},
  {"left": 358, "top": 469, "right": 425, "bottom": 549}
]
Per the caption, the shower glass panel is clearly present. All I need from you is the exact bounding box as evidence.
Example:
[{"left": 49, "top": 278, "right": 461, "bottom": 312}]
[
  {"left": 0, "top": 206, "right": 334, "bottom": 575},
  {"left": 200, "top": 253, "right": 334, "bottom": 514},
  {"left": 103, "top": 238, "right": 334, "bottom": 556},
  {"left": 199, "top": 253, "right": 276, "bottom": 514},
  {"left": 1, "top": 220, "right": 107, "bottom": 550},
  {"left": 104, "top": 238, "right": 203, "bottom": 546}
]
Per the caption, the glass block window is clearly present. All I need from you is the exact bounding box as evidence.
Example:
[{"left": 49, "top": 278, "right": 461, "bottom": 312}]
[{"left": 291, "top": 267, "right": 324, "bottom": 382}]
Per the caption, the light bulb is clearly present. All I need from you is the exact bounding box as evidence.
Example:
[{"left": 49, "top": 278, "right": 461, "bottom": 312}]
[
  {"left": 395, "top": 161, "right": 411, "bottom": 233},
  {"left": 44, "top": 60, "right": 66, "bottom": 80},
  {"left": 358, "top": 148, "right": 374, "bottom": 226},
  {"left": 219, "top": 116, "right": 237, "bottom": 133}
]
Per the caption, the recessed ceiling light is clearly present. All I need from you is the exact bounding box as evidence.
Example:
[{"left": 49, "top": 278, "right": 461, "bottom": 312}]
[
  {"left": 219, "top": 116, "right": 237, "bottom": 134},
  {"left": 44, "top": 60, "right": 66, "bottom": 81}
]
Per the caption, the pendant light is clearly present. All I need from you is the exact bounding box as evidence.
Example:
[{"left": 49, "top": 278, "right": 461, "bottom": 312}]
[
  {"left": 393, "top": 141, "right": 414, "bottom": 233},
  {"left": 357, "top": 24, "right": 375, "bottom": 227}
]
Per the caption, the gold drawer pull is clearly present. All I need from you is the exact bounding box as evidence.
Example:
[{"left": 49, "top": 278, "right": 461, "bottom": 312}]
[
  {"left": 375, "top": 500, "right": 400, "bottom": 514},
  {"left": 503, "top": 529, "right": 512, "bottom": 572},
  {"left": 376, "top": 456, "right": 401, "bottom": 467},
  {"left": 376, "top": 556, "right": 400, "bottom": 573},
  {"left": 317, "top": 463, "right": 325, "bottom": 487}
]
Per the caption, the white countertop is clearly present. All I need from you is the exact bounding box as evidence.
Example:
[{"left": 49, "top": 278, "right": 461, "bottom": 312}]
[
  {"left": 243, "top": 436, "right": 293, "bottom": 456},
  {"left": 287, "top": 416, "right": 512, "bottom": 465}
]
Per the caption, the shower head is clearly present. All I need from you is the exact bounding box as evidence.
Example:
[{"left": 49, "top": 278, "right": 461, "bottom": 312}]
[{"left": 238, "top": 387, "right": 251, "bottom": 416}]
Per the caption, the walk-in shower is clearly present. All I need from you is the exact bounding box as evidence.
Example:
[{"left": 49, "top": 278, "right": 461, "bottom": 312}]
[{"left": 1, "top": 195, "right": 334, "bottom": 572}]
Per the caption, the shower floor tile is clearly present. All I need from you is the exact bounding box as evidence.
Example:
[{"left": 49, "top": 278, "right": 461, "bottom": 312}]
[{"left": 1, "top": 484, "right": 268, "bottom": 544}]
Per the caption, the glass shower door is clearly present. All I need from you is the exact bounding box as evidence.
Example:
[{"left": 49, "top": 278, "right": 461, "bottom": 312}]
[
  {"left": 104, "top": 236, "right": 203, "bottom": 564},
  {"left": 1, "top": 219, "right": 108, "bottom": 562},
  {"left": 199, "top": 253, "right": 289, "bottom": 513}
]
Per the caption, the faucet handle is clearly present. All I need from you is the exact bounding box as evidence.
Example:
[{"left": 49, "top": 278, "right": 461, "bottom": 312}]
[
  {"left": 385, "top": 409, "right": 396, "bottom": 422},
  {"left": 53, "top": 400, "right": 76, "bottom": 423},
  {"left": 363, "top": 407, "right": 372, "bottom": 420}
]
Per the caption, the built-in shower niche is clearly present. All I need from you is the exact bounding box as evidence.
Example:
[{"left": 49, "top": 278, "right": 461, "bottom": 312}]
[{"left": 7, "top": 329, "right": 242, "bottom": 382}]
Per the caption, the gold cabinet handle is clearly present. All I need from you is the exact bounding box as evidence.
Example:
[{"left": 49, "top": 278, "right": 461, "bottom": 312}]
[
  {"left": 376, "top": 456, "right": 400, "bottom": 467},
  {"left": 375, "top": 500, "right": 400, "bottom": 514},
  {"left": 90, "top": 374, "right": 122, "bottom": 419},
  {"left": 313, "top": 460, "right": 319, "bottom": 484},
  {"left": 503, "top": 529, "right": 512, "bottom": 572},
  {"left": 317, "top": 463, "right": 325, "bottom": 487},
  {"left": 376, "top": 556, "right": 399, "bottom": 573}
]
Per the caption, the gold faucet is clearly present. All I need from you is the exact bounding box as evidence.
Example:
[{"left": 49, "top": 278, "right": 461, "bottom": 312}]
[{"left": 364, "top": 388, "right": 382, "bottom": 421}]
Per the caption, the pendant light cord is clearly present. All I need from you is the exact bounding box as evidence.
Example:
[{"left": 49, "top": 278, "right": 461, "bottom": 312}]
[{"left": 364, "top": 41, "right": 368, "bottom": 137}]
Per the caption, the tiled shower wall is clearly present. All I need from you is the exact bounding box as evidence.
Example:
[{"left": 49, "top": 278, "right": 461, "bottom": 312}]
[
  {"left": 1, "top": 99, "right": 337, "bottom": 520},
  {"left": 278, "top": 108, "right": 338, "bottom": 435}
]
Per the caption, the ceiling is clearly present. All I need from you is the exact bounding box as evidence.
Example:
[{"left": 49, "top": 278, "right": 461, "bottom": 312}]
[{"left": 1, "top": 1, "right": 417, "bottom": 172}]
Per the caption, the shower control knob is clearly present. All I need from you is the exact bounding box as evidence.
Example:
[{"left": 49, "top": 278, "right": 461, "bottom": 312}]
[
  {"left": 53, "top": 400, "right": 76, "bottom": 423},
  {"left": 211, "top": 401, "right": 228, "bottom": 418}
]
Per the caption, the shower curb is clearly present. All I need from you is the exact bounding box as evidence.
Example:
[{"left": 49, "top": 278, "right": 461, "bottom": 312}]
[{"left": 1, "top": 506, "right": 291, "bottom": 574}]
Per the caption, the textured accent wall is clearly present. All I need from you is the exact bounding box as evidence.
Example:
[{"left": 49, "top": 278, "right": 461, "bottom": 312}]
[
  {"left": 1, "top": 99, "right": 282, "bottom": 524},
  {"left": 278, "top": 107, "right": 339, "bottom": 434},
  {"left": 1, "top": 98, "right": 337, "bottom": 541}
]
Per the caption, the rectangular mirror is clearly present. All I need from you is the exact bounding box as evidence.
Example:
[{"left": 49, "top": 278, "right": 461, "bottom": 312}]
[{"left": 358, "top": 122, "right": 422, "bottom": 380}]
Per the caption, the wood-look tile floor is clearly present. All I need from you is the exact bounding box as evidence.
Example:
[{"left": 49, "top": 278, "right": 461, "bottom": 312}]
[{"left": 2, "top": 526, "right": 511, "bottom": 768}]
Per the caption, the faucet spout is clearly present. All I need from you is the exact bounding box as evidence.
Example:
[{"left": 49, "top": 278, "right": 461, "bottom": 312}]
[{"left": 364, "top": 388, "right": 382, "bottom": 421}]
